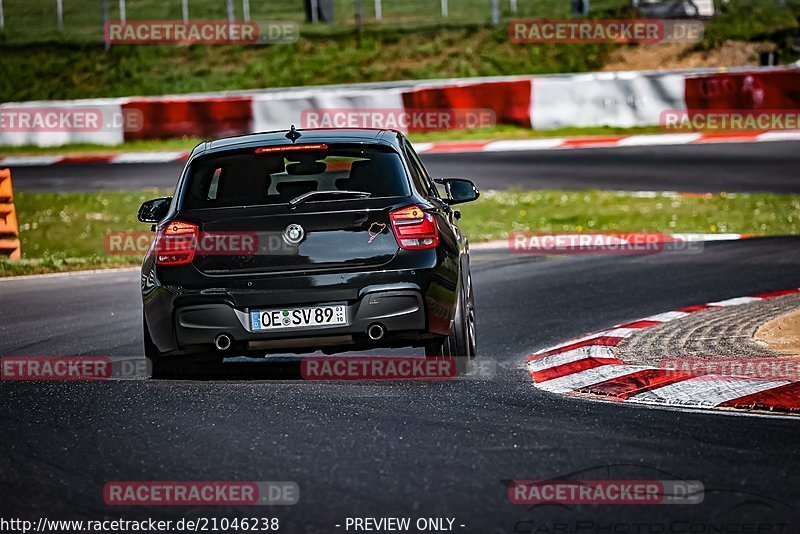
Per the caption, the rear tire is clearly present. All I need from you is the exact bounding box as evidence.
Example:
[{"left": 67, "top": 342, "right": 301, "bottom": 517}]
[
  {"left": 424, "top": 284, "right": 473, "bottom": 376},
  {"left": 465, "top": 272, "right": 477, "bottom": 359}
]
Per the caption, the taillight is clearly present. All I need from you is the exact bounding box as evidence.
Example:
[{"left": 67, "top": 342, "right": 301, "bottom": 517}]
[
  {"left": 390, "top": 205, "right": 439, "bottom": 250},
  {"left": 154, "top": 221, "right": 198, "bottom": 266}
]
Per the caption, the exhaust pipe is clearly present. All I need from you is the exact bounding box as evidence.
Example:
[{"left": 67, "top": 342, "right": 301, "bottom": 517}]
[
  {"left": 367, "top": 323, "right": 385, "bottom": 341},
  {"left": 214, "top": 333, "right": 232, "bottom": 351}
]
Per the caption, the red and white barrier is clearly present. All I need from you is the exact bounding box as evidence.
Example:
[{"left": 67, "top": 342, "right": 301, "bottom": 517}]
[
  {"left": 122, "top": 96, "right": 254, "bottom": 140},
  {"left": 251, "top": 87, "right": 406, "bottom": 132},
  {"left": 685, "top": 69, "right": 800, "bottom": 111},
  {"left": 530, "top": 71, "right": 686, "bottom": 130},
  {"left": 403, "top": 79, "right": 533, "bottom": 130},
  {"left": 2, "top": 66, "right": 799, "bottom": 147},
  {"left": 0, "top": 99, "right": 125, "bottom": 147},
  {"left": 527, "top": 288, "right": 800, "bottom": 414}
]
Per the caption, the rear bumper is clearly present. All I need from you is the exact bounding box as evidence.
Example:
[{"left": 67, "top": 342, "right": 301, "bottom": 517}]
[
  {"left": 142, "top": 249, "right": 460, "bottom": 354},
  {"left": 174, "top": 288, "right": 426, "bottom": 350}
]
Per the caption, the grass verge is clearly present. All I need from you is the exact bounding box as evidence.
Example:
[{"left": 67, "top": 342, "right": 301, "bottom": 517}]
[
  {"left": 0, "top": 27, "right": 613, "bottom": 102},
  {"left": 456, "top": 190, "right": 800, "bottom": 242},
  {"left": 2, "top": 188, "right": 798, "bottom": 277}
]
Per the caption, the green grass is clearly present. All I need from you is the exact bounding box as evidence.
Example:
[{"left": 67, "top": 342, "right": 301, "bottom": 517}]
[
  {"left": 0, "top": 0, "right": 628, "bottom": 43},
  {"left": 698, "top": 0, "right": 800, "bottom": 53},
  {"left": 457, "top": 190, "right": 800, "bottom": 242},
  {"left": 0, "top": 125, "right": 668, "bottom": 156},
  {"left": 0, "top": 189, "right": 164, "bottom": 276},
  {"left": 2, "top": 187, "right": 798, "bottom": 276},
  {"left": 0, "top": 25, "right": 618, "bottom": 102}
]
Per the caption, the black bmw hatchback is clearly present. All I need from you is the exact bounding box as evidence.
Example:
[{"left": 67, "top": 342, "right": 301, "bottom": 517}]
[{"left": 138, "top": 128, "right": 479, "bottom": 377}]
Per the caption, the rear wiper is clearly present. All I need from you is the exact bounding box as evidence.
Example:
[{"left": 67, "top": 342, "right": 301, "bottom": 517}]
[{"left": 289, "top": 190, "right": 371, "bottom": 209}]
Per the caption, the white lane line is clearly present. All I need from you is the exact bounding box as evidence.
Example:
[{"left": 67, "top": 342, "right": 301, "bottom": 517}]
[
  {"left": 533, "top": 327, "right": 652, "bottom": 359},
  {"left": 0, "top": 155, "right": 64, "bottom": 166},
  {"left": 639, "top": 311, "right": 690, "bottom": 322},
  {"left": 756, "top": 130, "right": 800, "bottom": 142},
  {"left": 483, "top": 139, "right": 565, "bottom": 152},
  {"left": 707, "top": 296, "right": 762, "bottom": 307},
  {"left": 111, "top": 151, "right": 187, "bottom": 164},
  {"left": 616, "top": 133, "right": 702, "bottom": 146},
  {"left": 670, "top": 233, "right": 744, "bottom": 242},
  {"left": 532, "top": 331, "right": 615, "bottom": 355},
  {"left": 600, "top": 327, "right": 640, "bottom": 338},
  {"left": 527, "top": 346, "right": 616, "bottom": 373},
  {"left": 537, "top": 364, "right": 652, "bottom": 393},
  {"left": 412, "top": 143, "right": 433, "bottom": 153},
  {"left": 629, "top": 376, "right": 790, "bottom": 407}
]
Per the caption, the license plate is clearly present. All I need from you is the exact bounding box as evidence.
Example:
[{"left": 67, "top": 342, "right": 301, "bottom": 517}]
[{"left": 251, "top": 305, "right": 347, "bottom": 331}]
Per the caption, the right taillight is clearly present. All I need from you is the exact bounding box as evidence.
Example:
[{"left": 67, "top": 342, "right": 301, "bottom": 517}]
[
  {"left": 154, "top": 221, "right": 198, "bottom": 266},
  {"left": 390, "top": 205, "right": 439, "bottom": 250}
]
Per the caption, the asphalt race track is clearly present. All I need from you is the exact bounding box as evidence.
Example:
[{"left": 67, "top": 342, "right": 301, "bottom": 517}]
[
  {"left": 2, "top": 237, "right": 800, "bottom": 531},
  {"left": 9, "top": 140, "right": 800, "bottom": 193}
]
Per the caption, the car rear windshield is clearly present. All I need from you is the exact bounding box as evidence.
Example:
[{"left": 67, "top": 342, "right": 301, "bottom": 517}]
[{"left": 182, "top": 145, "right": 410, "bottom": 209}]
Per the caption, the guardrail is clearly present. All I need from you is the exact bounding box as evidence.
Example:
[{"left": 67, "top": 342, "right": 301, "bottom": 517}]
[
  {"left": 0, "top": 169, "right": 21, "bottom": 260},
  {"left": 1, "top": 65, "right": 797, "bottom": 148}
]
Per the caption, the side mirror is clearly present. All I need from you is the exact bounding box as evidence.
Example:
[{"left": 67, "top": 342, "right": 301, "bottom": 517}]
[
  {"left": 138, "top": 197, "right": 171, "bottom": 224},
  {"left": 435, "top": 178, "right": 480, "bottom": 205}
]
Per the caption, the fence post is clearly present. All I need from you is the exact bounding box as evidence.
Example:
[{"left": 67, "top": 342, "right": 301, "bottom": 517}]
[
  {"left": 355, "top": 0, "right": 363, "bottom": 44},
  {"left": 510, "top": 0, "right": 517, "bottom": 13},
  {"left": 491, "top": 0, "right": 499, "bottom": 26},
  {"left": 374, "top": 0, "right": 381, "bottom": 21},
  {"left": 57, "top": 0, "right": 64, "bottom": 31},
  {"left": 118, "top": 0, "right": 126, "bottom": 24},
  {"left": 182, "top": 0, "right": 189, "bottom": 23},
  {"left": 441, "top": 0, "right": 448, "bottom": 17},
  {"left": 101, "top": 0, "right": 110, "bottom": 50},
  {"left": 242, "top": 0, "right": 250, "bottom": 21},
  {"left": 225, "top": 0, "right": 234, "bottom": 22},
  {"left": 0, "top": 0, "right": 4, "bottom": 33},
  {"left": 572, "top": 0, "right": 589, "bottom": 17}
]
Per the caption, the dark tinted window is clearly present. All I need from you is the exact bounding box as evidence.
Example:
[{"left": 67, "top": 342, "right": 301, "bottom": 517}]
[
  {"left": 403, "top": 141, "right": 438, "bottom": 199},
  {"left": 183, "top": 146, "right": 410, "bottom": 209}
]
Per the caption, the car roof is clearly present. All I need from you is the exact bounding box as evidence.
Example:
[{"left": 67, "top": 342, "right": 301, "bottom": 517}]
[{"left": 190, "top": 128, "right": 404, "bottom": 158}]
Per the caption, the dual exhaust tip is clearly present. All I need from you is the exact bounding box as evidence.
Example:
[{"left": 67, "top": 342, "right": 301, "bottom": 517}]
[
  {"left": 367, "top": 323, "right": 385, "bottom": 341},
  {"left": 215, "top": 324, "right": 385, "bottom": 350},
  {"left": 214, "top": 333, "right": 232, "bottom": 351}
]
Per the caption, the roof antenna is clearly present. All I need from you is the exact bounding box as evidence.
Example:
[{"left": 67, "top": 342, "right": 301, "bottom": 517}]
[{"left": 285, "top": 125, "right": 302, "bottom": 143}]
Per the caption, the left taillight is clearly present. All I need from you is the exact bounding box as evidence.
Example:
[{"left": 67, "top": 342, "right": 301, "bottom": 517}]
[
  {"left": 390, "top": 205, "right": 439, "bottom": 250},
  {"left": 154, "top": 221, "right": 198, "bottom": 266}
]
